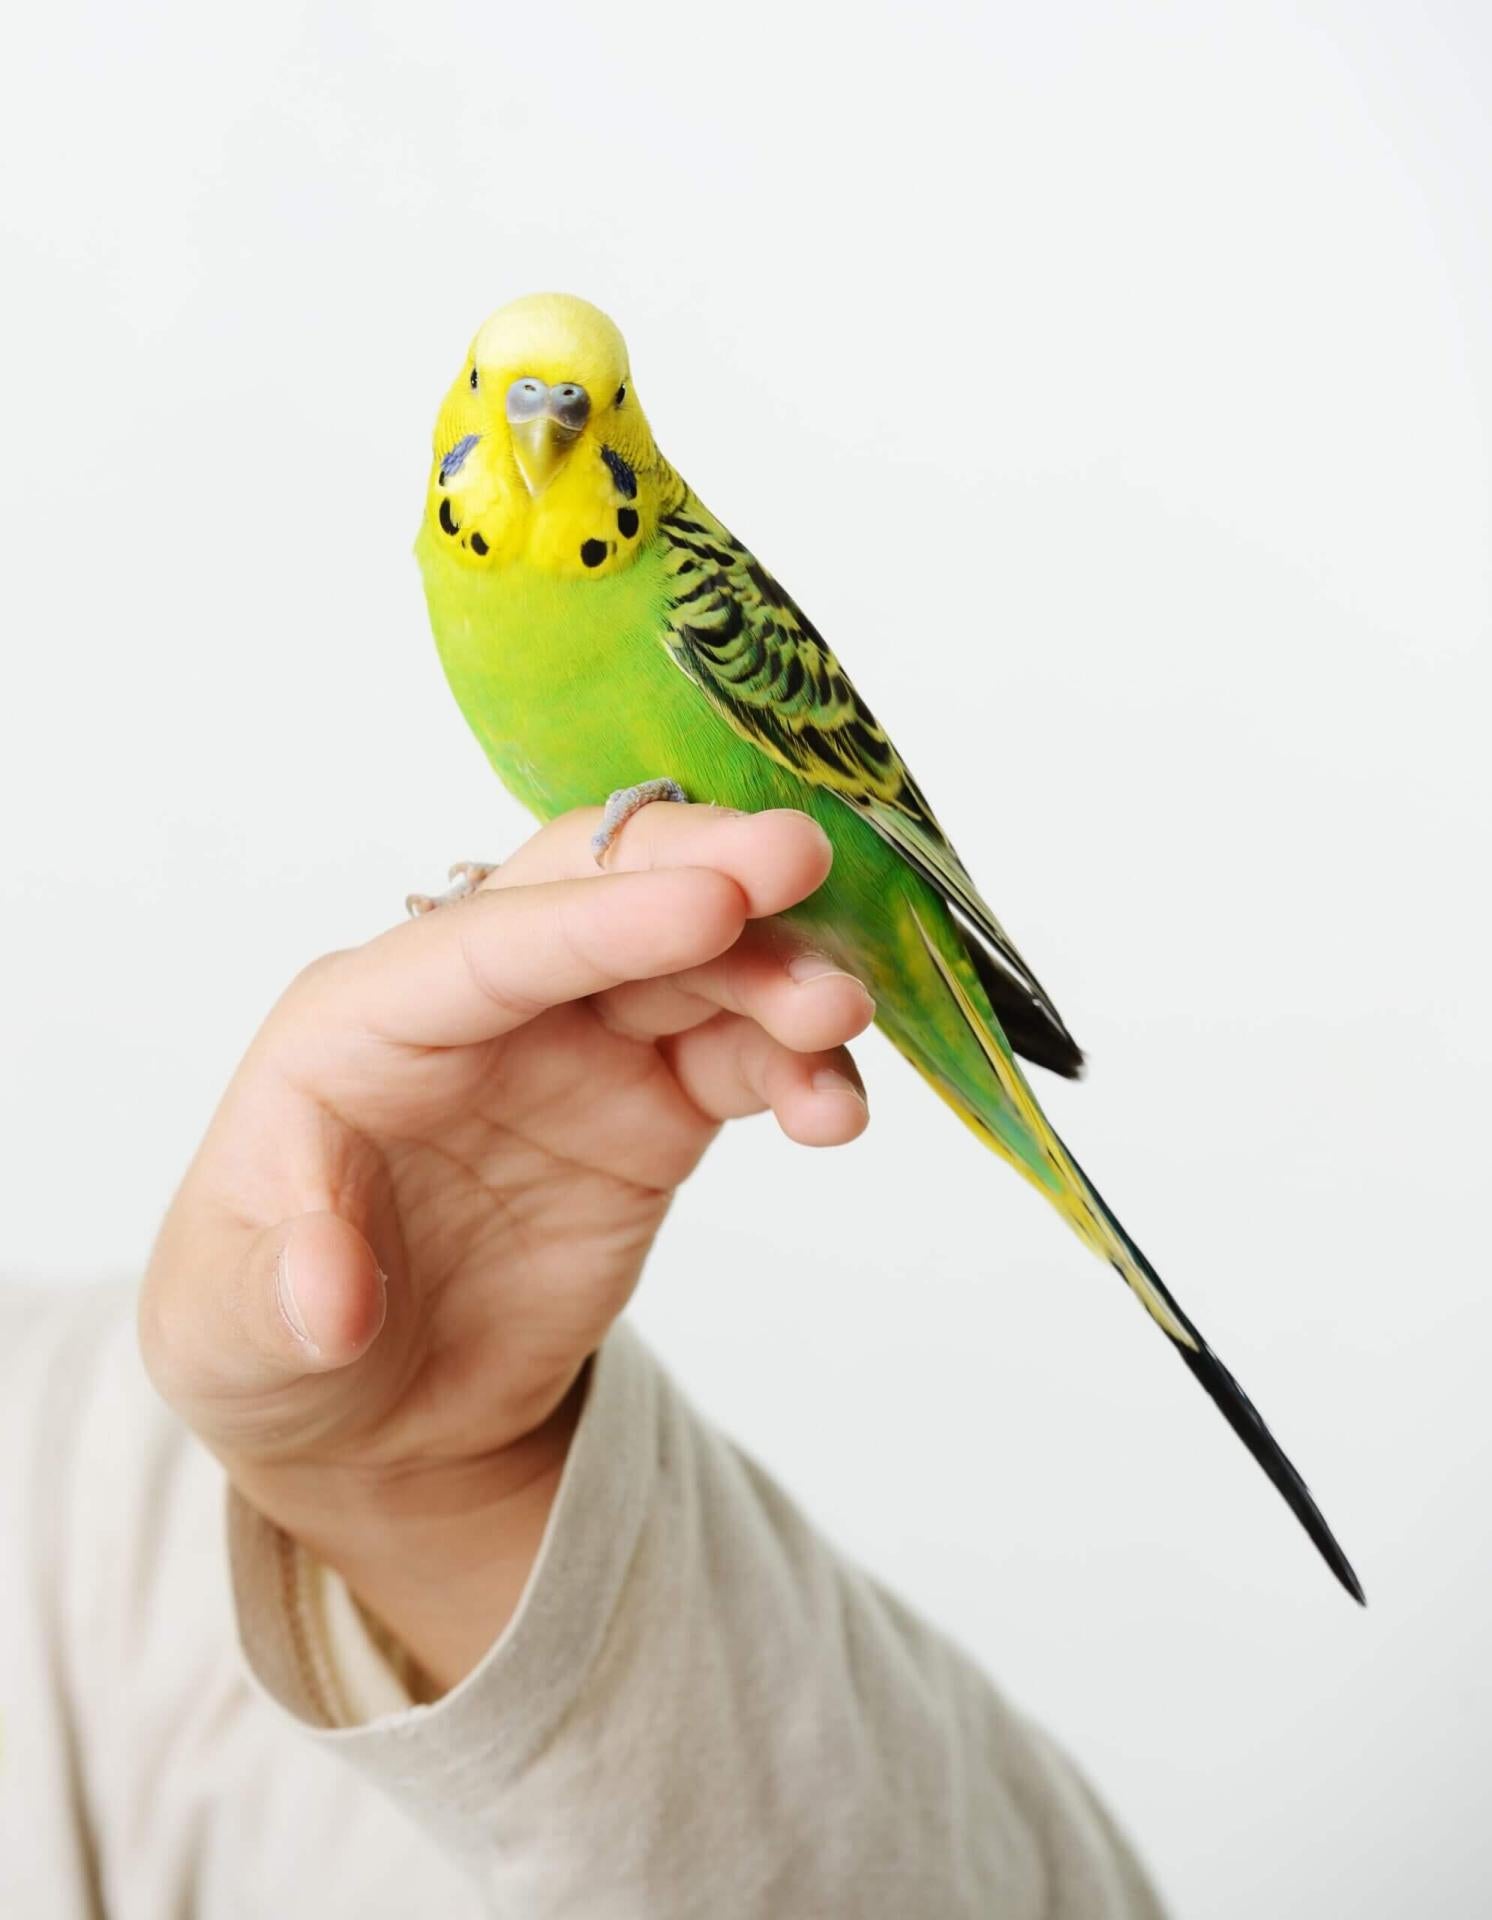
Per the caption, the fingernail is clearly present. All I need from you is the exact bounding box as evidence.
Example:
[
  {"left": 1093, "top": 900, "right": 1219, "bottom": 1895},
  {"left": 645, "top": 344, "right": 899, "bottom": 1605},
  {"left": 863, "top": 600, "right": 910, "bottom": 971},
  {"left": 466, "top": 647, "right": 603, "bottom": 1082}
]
[
  {"left": 370, "top": 1266, "right": 390, "bottom": 1343},
  {"left": 274, "top": 1244, "right": 321, "bottom": 1357},
  {"left": 812, "top": 1067, "right": 866, "bottom": 1102},
  {"left": 787, "top": 950, "right": 865, "bottom": 990}
]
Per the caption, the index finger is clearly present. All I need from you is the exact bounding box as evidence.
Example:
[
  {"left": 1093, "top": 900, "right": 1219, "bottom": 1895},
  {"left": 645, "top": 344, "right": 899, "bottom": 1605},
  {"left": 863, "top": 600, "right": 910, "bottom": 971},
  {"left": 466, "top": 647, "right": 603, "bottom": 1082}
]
[
  {"left": 485, "top": 803, "right": 834, "bottom": 920},
  {"left": 296, "top": 865, "right": 751, "bottom": 1050}
]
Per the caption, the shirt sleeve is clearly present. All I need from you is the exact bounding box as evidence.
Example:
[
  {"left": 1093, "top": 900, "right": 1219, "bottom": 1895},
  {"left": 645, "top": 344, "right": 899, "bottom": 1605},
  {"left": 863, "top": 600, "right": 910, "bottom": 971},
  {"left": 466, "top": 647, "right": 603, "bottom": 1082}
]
[{"left": 231, "top": 1321, "right": 1168, "bottom": 1920}]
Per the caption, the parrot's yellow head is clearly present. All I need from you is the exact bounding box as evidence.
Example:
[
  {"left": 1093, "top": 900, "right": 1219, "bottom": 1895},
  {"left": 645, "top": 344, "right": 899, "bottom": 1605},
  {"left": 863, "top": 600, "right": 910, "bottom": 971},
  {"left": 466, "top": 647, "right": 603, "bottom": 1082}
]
[{"left": 422, "top": 292, "right": 677, "bottom": 577}]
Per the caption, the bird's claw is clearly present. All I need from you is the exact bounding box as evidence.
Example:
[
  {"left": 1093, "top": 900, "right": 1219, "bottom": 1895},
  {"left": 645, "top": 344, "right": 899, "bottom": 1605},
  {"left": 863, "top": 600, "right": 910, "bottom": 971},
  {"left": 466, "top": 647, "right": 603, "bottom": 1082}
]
[
  {"left": 405, "top": 860, "right": 499, "bottom": 918},
  {"left": 591, "top": 779, "right": 690, "bottom": 865}
]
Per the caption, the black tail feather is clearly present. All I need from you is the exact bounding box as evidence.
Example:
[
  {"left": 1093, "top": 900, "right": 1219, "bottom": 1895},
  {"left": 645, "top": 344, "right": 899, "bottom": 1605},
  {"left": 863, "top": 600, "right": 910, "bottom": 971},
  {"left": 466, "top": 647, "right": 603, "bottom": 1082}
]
[
  {"left": 1175, "top": 1335, "right": 1365, "bottom": 1604},
  {"left": 1071, "top": 1152, "right": 1366, "bottom": 1604}
]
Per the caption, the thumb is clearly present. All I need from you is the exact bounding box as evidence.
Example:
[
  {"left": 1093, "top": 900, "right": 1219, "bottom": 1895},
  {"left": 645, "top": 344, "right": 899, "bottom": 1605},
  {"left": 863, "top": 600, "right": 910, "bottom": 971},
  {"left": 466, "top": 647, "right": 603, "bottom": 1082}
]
[
  {"left": 143, "top": 1209, "right": 388, "bottom": 1413},
  {"left": 265, "top": 1211, "right": 388, "bottom": 1374}
]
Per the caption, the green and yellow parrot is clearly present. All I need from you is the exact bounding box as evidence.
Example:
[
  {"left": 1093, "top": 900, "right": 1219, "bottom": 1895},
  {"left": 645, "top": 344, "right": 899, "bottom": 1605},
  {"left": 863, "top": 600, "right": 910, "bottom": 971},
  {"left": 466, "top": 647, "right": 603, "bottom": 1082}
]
[{"left": 415, "top": 292, "right": 1362, "bottom": 1602}]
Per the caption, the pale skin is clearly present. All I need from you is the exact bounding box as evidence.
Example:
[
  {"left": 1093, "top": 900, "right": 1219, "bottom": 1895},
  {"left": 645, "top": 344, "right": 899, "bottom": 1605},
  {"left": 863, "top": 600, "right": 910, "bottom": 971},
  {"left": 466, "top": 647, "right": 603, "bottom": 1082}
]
[{"left": 141, "top": 804, "right": 874, "bottom": 1695}]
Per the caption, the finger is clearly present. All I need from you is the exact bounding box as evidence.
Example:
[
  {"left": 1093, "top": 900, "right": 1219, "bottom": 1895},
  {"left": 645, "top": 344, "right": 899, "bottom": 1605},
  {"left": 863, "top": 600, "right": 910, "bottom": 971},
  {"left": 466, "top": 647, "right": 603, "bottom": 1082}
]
[
  {"left": 663, "top": 1015, "right": 870, "bottom": 1147},
  {"left": 143, "top": 1211, "right": 386, "bottom": 1408},
  {"left": 299, "top": 867, "right": 749, "bottom": 1050},
  {"left": 596, "top": 928, "right": 876, "bottom": 1052},
  {"left": 484, "top": 804, "right": 834, "bottom": 919}
]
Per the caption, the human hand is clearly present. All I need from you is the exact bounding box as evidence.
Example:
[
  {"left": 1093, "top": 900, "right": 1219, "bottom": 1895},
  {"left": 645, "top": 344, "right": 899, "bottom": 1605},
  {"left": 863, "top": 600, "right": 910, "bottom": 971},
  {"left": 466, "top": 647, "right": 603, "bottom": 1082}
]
[{"left": 141, "top": 805, "right": 873, "bottom": 1689}]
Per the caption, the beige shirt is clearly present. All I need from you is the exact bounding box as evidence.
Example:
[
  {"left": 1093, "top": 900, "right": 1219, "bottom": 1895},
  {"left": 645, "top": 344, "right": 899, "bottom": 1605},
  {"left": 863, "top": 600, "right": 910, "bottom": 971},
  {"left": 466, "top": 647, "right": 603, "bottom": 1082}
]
[{"left": 0, "top": 1281, "right": 1167, "bottom": 1918}]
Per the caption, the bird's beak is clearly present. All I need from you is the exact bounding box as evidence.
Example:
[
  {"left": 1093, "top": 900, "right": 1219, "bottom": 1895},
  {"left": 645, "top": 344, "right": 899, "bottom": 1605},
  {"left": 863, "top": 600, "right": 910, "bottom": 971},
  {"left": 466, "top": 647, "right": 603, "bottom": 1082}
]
[{"left": 509, "top": 415, "right": 582, "bottom": 498}]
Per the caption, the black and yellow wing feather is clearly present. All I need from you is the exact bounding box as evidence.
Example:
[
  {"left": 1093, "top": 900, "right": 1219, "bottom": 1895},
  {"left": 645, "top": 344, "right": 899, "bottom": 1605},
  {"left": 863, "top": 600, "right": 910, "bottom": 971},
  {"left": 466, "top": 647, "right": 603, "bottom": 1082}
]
[{"left": 656, "top": 498, "right": 1084, "bottom": 1077}]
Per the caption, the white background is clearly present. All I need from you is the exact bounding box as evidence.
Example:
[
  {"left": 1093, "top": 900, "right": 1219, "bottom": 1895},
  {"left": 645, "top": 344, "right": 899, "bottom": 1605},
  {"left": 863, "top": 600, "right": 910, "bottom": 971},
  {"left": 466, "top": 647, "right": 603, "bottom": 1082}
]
[{"left": 2, "top": 3, "right": 1489, "bottom": 1912}]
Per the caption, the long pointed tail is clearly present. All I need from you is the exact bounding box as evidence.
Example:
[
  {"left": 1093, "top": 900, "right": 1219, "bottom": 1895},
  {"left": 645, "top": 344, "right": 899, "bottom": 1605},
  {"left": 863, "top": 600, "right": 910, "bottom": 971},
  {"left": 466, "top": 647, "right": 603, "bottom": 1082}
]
[
  {"left": 908, "top": 905, "right": 1365, "bottom": 1604},
  {"left": 1065, "top": 1149, "right": 1365, "bottom": 1604}
]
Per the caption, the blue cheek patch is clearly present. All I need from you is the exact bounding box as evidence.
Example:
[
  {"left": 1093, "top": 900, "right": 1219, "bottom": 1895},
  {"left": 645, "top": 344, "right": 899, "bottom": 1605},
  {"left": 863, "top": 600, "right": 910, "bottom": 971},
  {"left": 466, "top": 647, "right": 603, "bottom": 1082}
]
[
  {"left": 600, "top": 445, "right": 638, "bottom": 499},
  {"left": 439, "top": 433, "right": 482, "bottom": 485}
]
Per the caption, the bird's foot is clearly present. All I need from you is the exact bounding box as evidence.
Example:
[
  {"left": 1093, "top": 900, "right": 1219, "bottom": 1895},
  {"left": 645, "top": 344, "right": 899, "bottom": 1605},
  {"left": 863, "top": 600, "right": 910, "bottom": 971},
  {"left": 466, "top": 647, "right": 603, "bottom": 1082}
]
[
  {"left": 405, "top": 860, "right": 499, "bottom": 919},
  {"left": 591, "top": 779, "right": 690, "bottom": 865}
]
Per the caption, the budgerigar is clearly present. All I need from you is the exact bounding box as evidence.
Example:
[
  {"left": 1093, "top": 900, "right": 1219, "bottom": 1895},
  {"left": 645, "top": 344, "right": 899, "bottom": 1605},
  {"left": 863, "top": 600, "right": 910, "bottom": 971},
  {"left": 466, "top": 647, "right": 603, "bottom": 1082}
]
[{"left": 414, "top": 292, "right": 1362, "bottom": 1602}]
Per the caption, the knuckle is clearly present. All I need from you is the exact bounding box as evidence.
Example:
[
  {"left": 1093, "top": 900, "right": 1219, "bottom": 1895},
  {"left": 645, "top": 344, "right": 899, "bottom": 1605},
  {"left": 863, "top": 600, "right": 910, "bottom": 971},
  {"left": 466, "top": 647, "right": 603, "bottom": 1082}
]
[
  {"left": 678, "top": 868, "right": 746, "bottom": 946},
  {"left": 458, "top": 914, "right": 547, "bottom": 1022},
  {"left": 554, "top": 886, "right": 634, "bottom": 981},
  {"left": 283, "top": 949, "right": 348, "bottom": 1003}
]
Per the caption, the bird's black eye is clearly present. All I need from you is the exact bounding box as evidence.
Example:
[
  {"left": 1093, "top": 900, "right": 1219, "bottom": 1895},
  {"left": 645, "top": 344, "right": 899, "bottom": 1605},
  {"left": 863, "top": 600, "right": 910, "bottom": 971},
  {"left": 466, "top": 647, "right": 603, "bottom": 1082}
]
[
  {"left": 614, "top": 384, "right": 626, "bottom": 407},
  {"left": 469, "top": 366, "right": 479, "bottom": 390}
]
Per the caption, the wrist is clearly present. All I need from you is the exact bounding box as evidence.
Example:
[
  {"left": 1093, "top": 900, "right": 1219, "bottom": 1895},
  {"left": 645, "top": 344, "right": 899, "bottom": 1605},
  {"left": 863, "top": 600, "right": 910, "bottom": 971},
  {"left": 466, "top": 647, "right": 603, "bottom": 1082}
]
[{"left": 232, "top": 1366, "right": 587, "bottom": 1695}]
